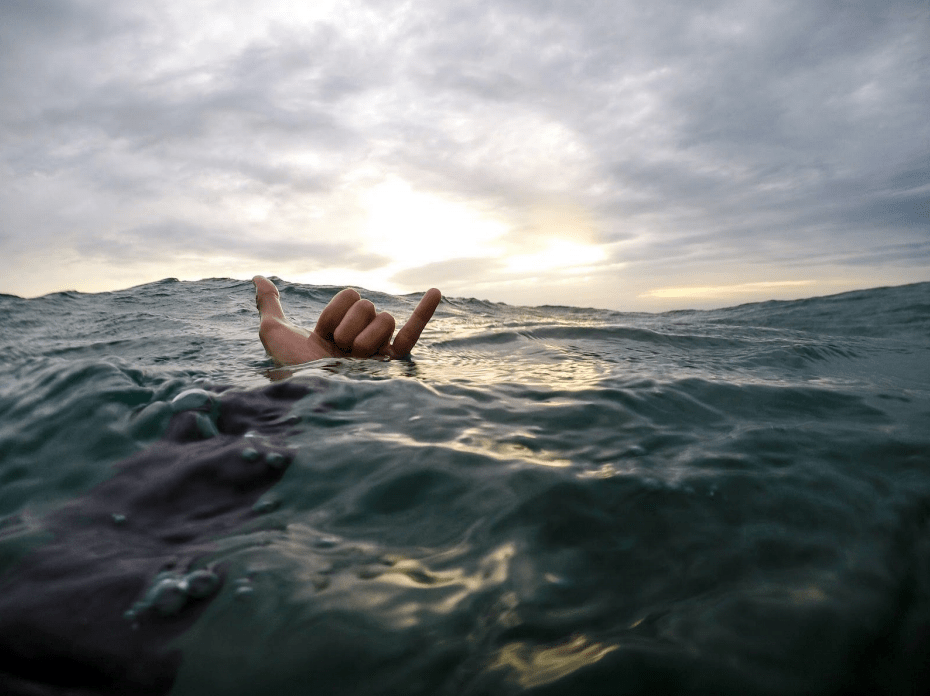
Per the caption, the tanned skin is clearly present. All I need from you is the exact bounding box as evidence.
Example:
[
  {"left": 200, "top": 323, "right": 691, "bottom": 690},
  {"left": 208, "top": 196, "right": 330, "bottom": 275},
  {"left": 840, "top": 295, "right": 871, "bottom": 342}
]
[{"left": 253, "top": 276, "right": 442, "bottom": 365}]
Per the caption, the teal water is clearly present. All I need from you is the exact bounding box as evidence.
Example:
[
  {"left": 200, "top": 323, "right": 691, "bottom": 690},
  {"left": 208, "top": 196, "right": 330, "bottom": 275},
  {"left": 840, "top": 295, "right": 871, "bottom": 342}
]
[{"left": 1, "top": 279, "right": 929, "bottom": 695}]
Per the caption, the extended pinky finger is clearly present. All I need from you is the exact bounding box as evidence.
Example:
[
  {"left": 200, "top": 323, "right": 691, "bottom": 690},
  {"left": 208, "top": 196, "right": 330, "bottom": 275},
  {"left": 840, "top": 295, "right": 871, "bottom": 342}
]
[{"left": 390, "top": 288, "right": 441, "bottom": 357}]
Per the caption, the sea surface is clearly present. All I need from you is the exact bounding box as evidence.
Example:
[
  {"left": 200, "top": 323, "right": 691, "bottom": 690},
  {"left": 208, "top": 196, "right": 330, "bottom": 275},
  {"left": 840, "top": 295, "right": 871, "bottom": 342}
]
[{"left": 1, "top": 278, "right": 929, "bottom": 695}]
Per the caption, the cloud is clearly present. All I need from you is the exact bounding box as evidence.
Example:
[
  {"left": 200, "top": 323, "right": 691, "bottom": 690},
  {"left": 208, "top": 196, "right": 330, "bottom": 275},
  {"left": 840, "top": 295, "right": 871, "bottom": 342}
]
[
  {"left": 75, "top": 220, "right": 388, "bottom": 271},
  {"left": 0, "top": 0, "right": 927, "bottom": 307},
  {"left": 642, "top": 280, "right": 817, "bottom": 300},
  {"left": 391, "top": 257, "right": 505, "bottom": 290}
]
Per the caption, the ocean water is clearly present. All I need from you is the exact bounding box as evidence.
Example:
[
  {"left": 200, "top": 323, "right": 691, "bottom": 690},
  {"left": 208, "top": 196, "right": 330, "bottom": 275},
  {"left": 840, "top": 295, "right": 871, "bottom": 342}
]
[{"left": 0, "top": 278, "right": 929, "bottom": 695}]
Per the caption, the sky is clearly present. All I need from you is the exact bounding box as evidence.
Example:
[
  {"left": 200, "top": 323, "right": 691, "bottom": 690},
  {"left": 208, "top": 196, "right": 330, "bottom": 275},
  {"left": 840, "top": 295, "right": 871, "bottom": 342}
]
[{"left": 1, "top": 0, "right": 928, "bottom": 311}]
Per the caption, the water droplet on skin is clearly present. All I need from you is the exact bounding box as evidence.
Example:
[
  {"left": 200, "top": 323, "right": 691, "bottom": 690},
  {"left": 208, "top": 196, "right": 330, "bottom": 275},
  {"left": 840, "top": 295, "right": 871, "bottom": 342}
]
[
  {"left": 264, "top": 451, "right": 287, "bottom": 469},
  {"left": 149, "top": 578, "right": 187, "bottom": 616},
  {"left": 170, "top": 388, "right": 214, "bottom": 413},
  {"left": 185, "top": 569, "right": 221, "bottom": 599},
  {"left": 241, "top": 447, "right": 260, "bottom": 462}
]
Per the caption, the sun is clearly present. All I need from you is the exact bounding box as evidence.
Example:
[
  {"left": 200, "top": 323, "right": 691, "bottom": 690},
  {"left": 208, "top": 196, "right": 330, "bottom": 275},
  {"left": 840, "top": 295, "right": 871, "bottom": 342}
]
[{"left": 361, "top": 178, "right": 507, "bottom": 269}]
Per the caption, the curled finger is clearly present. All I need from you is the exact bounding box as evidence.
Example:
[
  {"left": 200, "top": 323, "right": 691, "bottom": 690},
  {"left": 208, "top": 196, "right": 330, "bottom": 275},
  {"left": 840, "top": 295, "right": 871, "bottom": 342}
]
[
  {"left": 351, "top": 312, "right": 396, "bottom": 358},
  {"left": 314, "top": 288, "right": 362, "bottom": 342},
  {"left": 333, "top": 299, "right": 377, "bottom": 353}
]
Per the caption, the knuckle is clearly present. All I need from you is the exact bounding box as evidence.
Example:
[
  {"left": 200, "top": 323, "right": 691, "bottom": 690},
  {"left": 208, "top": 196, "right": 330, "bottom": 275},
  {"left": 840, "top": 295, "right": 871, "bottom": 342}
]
[
  {"left": 379, "top": 311, "right": 396, "bottom": 331},
  {"left": 338, "top": 288, "right": 361, "bottom": 303},
  {"left": 258, "top": 316, "right": 282, "bottom": 340},
  {"left": 333, "top": 325, "right": 354, "bottom": 350}
]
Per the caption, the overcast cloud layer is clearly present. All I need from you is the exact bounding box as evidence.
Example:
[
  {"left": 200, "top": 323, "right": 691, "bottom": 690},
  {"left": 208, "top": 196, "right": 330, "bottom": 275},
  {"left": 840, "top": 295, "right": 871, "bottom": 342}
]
[{"left": 1, "top": 0, "right": 928, "bottom": 309}]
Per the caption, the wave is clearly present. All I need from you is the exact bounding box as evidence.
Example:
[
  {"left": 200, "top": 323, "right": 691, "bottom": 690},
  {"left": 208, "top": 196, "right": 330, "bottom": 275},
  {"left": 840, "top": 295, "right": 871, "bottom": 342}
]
[{"left": 0, "top": 279, "right": 929, "bottom": 694}]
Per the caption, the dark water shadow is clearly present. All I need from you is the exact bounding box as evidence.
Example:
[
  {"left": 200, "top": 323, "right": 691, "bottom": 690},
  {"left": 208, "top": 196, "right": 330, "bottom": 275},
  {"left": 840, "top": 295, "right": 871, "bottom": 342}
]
[{"left": 0, "top": 381, "right": 314, "bottom": 695}]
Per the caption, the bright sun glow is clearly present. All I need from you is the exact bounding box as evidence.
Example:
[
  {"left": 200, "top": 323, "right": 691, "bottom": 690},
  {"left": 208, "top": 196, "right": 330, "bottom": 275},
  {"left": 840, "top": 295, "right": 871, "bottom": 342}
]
[
  {"left": 505, "top": 238, "right": 607, "bottom": 274},
  {"left": 362, "top": 178, "right": 507, "bottom": 268}
]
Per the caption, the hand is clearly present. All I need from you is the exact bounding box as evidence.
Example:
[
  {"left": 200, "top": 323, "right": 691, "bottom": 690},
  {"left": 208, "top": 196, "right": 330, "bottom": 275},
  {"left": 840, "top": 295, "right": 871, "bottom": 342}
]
[{"left": 253, "top": 276, "right": 441, "bottom": 365}]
